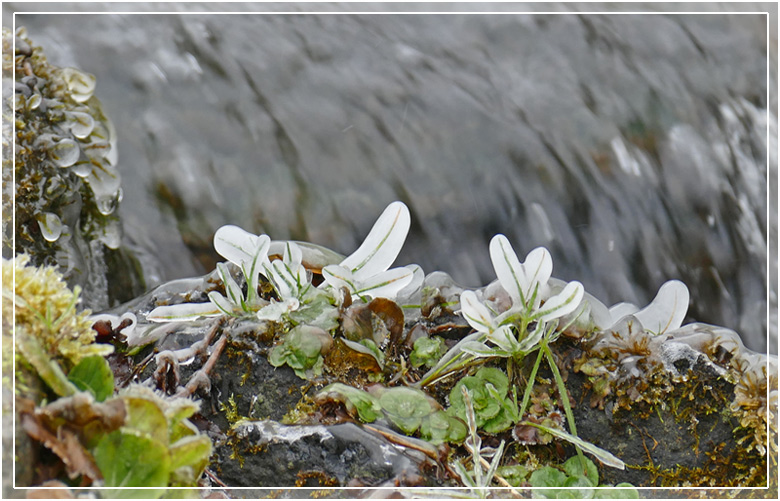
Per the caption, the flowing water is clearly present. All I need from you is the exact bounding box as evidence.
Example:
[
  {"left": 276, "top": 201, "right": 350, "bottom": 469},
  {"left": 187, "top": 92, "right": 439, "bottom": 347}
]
[{"left": 6, "top": 3, "right": 776, "bottom": 352}]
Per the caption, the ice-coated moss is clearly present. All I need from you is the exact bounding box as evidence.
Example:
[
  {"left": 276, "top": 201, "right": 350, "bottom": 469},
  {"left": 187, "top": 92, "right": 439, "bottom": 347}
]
[{"left": 3, "top": 26, "right": 144, "bottom": 309}]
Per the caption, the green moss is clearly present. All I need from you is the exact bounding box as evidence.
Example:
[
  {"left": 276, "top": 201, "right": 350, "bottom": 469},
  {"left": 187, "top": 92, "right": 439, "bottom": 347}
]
[{"left": 3, "top": 254, "right": 112, "bottom": 392}]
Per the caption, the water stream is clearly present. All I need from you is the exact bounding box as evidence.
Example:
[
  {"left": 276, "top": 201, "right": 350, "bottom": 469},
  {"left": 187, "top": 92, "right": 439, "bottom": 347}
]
[{"left": 7, "top": 3, "right": 776, "bottom": 352}]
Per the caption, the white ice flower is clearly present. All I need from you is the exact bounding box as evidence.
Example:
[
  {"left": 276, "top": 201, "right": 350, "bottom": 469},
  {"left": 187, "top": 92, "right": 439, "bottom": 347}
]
[
  {"left": 459, "top": 290, "right": 522, "bottom": 354},
  {"left": 213, "top": 225, "right": 272, "bottom": 296},
  {"left": 263, "top": 241, "right": 309, "bottom": 301},
  {"left": 322, "top": 201, "right": 415, "bottom": 300},
  {"left": 488, "top": 234, "right": 584, "bottom": 323}
]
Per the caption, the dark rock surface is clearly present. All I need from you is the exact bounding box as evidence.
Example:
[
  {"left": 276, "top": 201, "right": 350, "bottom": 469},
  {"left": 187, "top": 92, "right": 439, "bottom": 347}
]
[{"left": 213, "top": 421, "right": 433, "bottom": 488}]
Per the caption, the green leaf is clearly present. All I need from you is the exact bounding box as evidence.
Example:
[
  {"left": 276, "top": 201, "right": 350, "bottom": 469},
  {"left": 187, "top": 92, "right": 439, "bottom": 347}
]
[
  {"left": 94, "top": 429, "right": 170, "bottom": 499},
  {"left": 563, "top": 456, "right": 598, "bottom": 486},
  {"left": 16, "top": 332, "right": 78, "bottom": 397},
  {"left": 68, "top": 355, "right": 114, "bottom": 402},
  {"left": 317, "top": 383, "right": 382, "bottom": 423},
  {"left": 289, "top": 292, "right": 339, "bottom": 330},
  {"left": 169, "top": 434, "right": 212, "bottom": 476},
  {"left": 529, "top": 466, "right": 566, "bottom": 487},
  {"left": 268, "top": 325, "right": 324, "bottom": 375},
  {"left": 481, "top": 407, "right": 514, "bottom": 434},
  {"left": 420, "top": 411, "right": 467, "bottom": 444},
  {"left": 556, "top": 475, "right": 596, "bottom": 499},
  {"left": 476, "top": 367, "right": 509, "bottom": 396},
  {"left": 122, "top": 396, "right": 169, "bottom": 445},
  {"left": 496, "top": 465, "right": 528, "bottom": 487},
  {"left": 342, "top": 338, "right": 385, "bottom": 369}
]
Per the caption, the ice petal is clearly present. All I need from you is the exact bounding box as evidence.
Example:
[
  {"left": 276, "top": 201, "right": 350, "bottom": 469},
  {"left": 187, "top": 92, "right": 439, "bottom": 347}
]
[
  {"left": 353, "top": 267, "right": 414, "bottom": 300},
  {"left": 634, "top": 280, "right": 690, "bottom": 334},
  {"left": 489, "top": 234, "right": 527, "bottom": 304},
  {"left": 460, "top": 290, "right": 495, "bottom": 334},
  {"left": 213, "top": 225, "right": 270, "bottom": 270},
  {"left": 340, "top": 201, "right": 411, "bottom": 280},
  {"left": 486, "top": 324, "right": 520, "bottom": 353},
  {"left": 321, "top": 264, "right": 356, "bottom": 292},
  {"left": 607, "top": 302, "right": 640, "bottom": 327},
  {"left": 535, "top": 281, "right": 584, "bottom": 323},
  {"left": 522, "top": 247, "right": 553, "bottom": 305}
]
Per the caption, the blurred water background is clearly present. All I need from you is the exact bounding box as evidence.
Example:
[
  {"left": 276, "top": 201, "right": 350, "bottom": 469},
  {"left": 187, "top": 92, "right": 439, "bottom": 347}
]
[{"left": 5, "top": 2, "right": 777, "bottom": 353}]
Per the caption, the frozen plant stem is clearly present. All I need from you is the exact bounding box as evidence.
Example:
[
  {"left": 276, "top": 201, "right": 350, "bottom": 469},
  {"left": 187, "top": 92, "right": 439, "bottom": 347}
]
[{"left": 175, "top": 320, "right": 226, "bottom": 398}]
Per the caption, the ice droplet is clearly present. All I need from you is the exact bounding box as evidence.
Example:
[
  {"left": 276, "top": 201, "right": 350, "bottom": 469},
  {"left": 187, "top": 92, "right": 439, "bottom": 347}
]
[
  {"left": 61, "top": 67, "right": 96, "bottom": 103},
  {"left": 95, "top": 195, "right": 118, "bottom": 216},
  {"left": 27, "top": 93, "right": 41, "bottom": 110},
  {"left": 36, "top": 212, "right": 63, "bottom": 242},
  {"left": 49, "top": 138, "right": 80, "bottom": 167},
  {"left": 71, "top": 161, "right": 92, "bottom": 178},
  {"left": 64, "top": 110, "right": 95, "bottom": 139}
]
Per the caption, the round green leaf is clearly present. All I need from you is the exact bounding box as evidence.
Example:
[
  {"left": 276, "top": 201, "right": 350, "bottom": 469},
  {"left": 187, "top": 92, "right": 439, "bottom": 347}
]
[
  {"left": 122, "top": 397, "right": 169, "bottom": 445},
  {"left": 475, "top": 367, "right": 509, "bottom": 396},
  {"left": 410, "top": 336, "right": 446, "bottom": 368},
  {"left": 529, "top": 466, "right": 567, "bottom": 488},
  {"left": 563, "top": 456, "right": 599, "bottom": 486},
  {"left": 420, "top": 411, "right": 467, "bottom": 444},
  {"left": 94, "top": 429, "right": 170, "bottom": 499},
  {"left": 68, "top": 355, "right": 115, "bottom": 402},
  {"left": 481, "top": 407, "right": 514, "bottom": 434}
]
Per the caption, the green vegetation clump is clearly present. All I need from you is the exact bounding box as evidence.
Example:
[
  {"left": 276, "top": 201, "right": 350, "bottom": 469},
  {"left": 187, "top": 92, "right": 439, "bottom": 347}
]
[{"left": 3, "top": 254, "right": 111, "bottom": 383}]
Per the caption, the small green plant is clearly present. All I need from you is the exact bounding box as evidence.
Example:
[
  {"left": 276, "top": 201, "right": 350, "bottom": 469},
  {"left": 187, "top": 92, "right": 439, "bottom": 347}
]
[
  {"left": 409, "top": 336, "right": 447, "bottom": 368},
  {"left": 417, "top": 234, "right": 624, "bottom": 471},
  {"left": 447, "top": 367, "right": 518, "bottom": 433},
  {"left": 315, "top": 383, "right": 466, "bottom": 444},
  {"left": 268, "top": 325, "right": 331, "bottom": 379},
  {"left": 147, "top": 201, "right": 422, "bottom": 377},
  {"left": 94, "top": 385, "right": 212, "bottom": 498},
  {"left": 374, "top": 386, "right": 438, "bottom": 434},
  {"left": 450, "top": 386, "right": 507, "bottom": 498}
]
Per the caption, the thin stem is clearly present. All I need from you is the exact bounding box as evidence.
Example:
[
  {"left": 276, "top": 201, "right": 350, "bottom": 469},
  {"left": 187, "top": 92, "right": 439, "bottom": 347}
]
[
  {"left": 517, "top": 348, "right": 544, "bottom": 420},
  {"left": 542, "top": 339, "right": 586, "bottom": 471}
]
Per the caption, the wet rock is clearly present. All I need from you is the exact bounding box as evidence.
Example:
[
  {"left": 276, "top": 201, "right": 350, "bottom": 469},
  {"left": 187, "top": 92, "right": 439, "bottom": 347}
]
[{"left": 567, "top": 322, "right": 775, "bottom": 488}]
